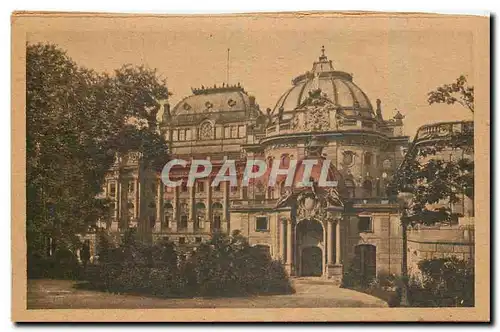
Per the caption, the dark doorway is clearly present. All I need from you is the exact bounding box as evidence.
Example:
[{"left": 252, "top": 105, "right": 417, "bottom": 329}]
[
  {"left": 301, "top": 246, "right": 323, "bottom": 276},
  {"left": 354, "top": 244, "right": 376, "bottom": 283}
]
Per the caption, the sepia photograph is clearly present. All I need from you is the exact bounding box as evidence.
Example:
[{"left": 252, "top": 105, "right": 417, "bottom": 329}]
[{"left": 11, "top": 11, "right": 490, "bottom": 322}]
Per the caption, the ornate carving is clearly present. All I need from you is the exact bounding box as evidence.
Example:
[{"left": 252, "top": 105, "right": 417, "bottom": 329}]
[
  {"left": 341, "top": 150, "right": 356, "bottom": 167},
  {"left": 296, "top": 191, "right": 328, "bottom": 220}
]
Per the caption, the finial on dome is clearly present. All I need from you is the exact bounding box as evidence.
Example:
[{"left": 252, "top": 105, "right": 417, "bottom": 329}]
[{"left": 319, "top": 45, "right": 327, "bottom": 61}]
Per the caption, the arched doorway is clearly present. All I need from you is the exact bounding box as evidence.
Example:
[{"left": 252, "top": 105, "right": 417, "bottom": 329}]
[
  {"left": 301, "top": 246, "right": 323, "bottom": 276},
  {"left": 296, "top": 219, "right": 324, "bottom": 277}
]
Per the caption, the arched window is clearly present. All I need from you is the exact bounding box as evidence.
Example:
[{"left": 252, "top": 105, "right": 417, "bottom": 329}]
[
  {"left": 195, "top": 202, "right": 206, "bottom": 230},
  {"left": 281, "top": 154, "right": 290, "bottom": 168},
  {"left": 179, "top": 203, "right": 189, "bottom": 229},
  {"left": 164, "top": 202, "right": 173, "bottom": 229},
  {"left": 212, "top": 202, "right": 223, "bottom": 231}
]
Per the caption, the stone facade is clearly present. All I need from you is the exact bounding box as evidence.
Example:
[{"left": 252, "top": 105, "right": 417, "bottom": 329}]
[{"left": 97, "top": 48, "right": 474, "bottom": 283}]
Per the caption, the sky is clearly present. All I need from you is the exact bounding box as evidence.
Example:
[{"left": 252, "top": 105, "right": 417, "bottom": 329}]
[{"left": 27, "top": 15, "right": 474, "bottom": 138}]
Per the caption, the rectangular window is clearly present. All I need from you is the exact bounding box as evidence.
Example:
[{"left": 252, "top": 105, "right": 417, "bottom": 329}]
[
  {"left": 179, "top": 129, "right": 186, "bottom": 141},
  {"left": 164, "top": 214, "right": 170, "bottom": 228},
  {"left": 195, "top": 237, "right": 202, "bottom": 243},
  {"left": 197, "top": 181, "right": 205, "bottom": 192},
  {"left": 215, "top": 126, "right": 223, "bottom": 139},
  {"left": 179, "top": 237, "right": 186, "bottom": 245},
  {"left": 214, "top": 182, "right": 221, "bottom": 192},
  {"left": 224, "top": 126, "right": 231, "bottom": 138},
  {"left": 181, "top": 182, "right": 188, "bottom": 192},
  {"left": 358, "top": 217, "right": 373, "bottom": 233},
  {"left": 238, "top": 125, "right": 245, "bottom": 137},
  {"left": 172, "top": 130, "right": 178, "bottom": 141},
  {"left": 231, "top": 126, "right": 238, "bottom": 138},
  {"left": 186, "top": 129, "right": 192, "bottom": 140},
  {"left": 128, "top": 181, "right": 135, "bottom": 193},
  {"left": 256, "top": 216, "right": 269, "bottom": 231}
]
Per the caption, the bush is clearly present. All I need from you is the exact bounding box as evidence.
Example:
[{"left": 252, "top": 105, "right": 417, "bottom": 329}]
[
  {"left": 86, "top": 228, "right": 294, "bottom": 298},
  {"left": 407, "top": 257, "right": 474, "bottom": 307},
  {"left": 340, "top": 260, "right": 375, "bottom": 289},
  {"left": 28, "top": 247, "right": 83, "bottom": 280}
]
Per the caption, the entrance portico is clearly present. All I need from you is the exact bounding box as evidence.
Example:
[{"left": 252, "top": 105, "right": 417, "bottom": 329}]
[{"left": 277, "top": 187, "right": 344, "bottom": 283}]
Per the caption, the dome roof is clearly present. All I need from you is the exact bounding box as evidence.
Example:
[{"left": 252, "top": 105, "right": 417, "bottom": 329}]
[
  {"left": 273, "top": 46, "right": 374, "bottom": 119},
  {"left": 172, "top": 84, "right": 253, "bottom": 115}
]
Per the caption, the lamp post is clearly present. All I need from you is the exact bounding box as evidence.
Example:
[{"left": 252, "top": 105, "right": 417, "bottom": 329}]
[{"left": 397, "top": 191, "right": 414, "bottom": 307}]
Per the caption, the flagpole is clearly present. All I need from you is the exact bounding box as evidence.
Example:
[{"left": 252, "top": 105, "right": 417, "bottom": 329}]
[{"left": 227, "top": 48, "right": 230, "bottom": 84}]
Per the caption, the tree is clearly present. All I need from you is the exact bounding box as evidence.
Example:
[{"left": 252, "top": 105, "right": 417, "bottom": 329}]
[
  {"left": 427, "top": 75, "right": 474, "bottom": 113},
  {"left": 27, "top": 43, "right": 170, "bottom": 261},
  {"left": 388, "top": 77, "right": 474, "bottom": 306}
]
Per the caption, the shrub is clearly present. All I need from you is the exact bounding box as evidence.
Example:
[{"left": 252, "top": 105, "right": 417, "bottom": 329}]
[
  {"left": 86, "top": 228, "right": 294, "bottom": 298},
  {"left": 340, "top": 260, "right": 375, "bottom": 289},
  {"left": 409, "top": 257, "right": 474, "bottom": 307},
  {"left": 28, "top": 247, "right": 83, "bottom": 280}
]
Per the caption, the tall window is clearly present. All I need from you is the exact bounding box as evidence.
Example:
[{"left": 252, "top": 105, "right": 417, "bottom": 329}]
[
  {"left": 215, "top": 126, "right": 223, "bottom": 139},
  {"left": 195, "top": 202, "right": 206, "bottom": 230},
  {"left": 179, "top": 129, "right": 186, "bottom": 141},
  {"left": 164, "top": 203, "right": 173, "bottom": 229},
  {"left": 364, "top": 152, "right": 372, "bottom": 166},
  {"left": 179, "top": 215, "right": 188, "bottom": 229},
  {"left": 109, "top": 182, "right": 116, "bottom": 198},
  {"left": 179, "top": 203, "right": 189, "bottom": 229},
  {"left": 197, "top": 181, "right": 205, "bottom": 192},
  {"left": 281, "top": 154, "right": 290, "bottom": 168},
  {"left": 128, "top": 181, "right": 135, "bottom": 193},
  {"left": 212, "top": 202, "right": 223, "bottom": 231},
  {"left": 224, "top": 126, "right": 231, "bottom": 138},
  {"left": 181, "top": 181, "right": 188, "bottom": 192},
  {"left": 238, "top": 125, "right": 245, "bottom": 137},
  {"left": 231, "top": 126, "right": 238, "bottom": 138}
]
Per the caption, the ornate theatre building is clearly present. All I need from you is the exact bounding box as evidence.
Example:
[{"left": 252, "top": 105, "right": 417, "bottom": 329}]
[{"left": 102, "top": 48, "right": 421, "bottom": 283}]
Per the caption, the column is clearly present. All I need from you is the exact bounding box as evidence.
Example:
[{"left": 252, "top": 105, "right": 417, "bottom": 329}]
[
  {"left": 280, "top": 218, "right": 286, "bottom": 262},
  {"left": 286, "top": 219, "right": 293, "bottom": 266},
  {"left": 155, "top": 179, "right": 163, "bottom": 232},
  {"left": 134, "top": 178, "right": 139, "bottom": 219},
  {"left": 222, "top": 181, "right": 230, "bottom": 233},
  {"left": 335, "top": 219, "right": 341, "bottom": 264},
  {"left": 171, "top": 186, "right": 178, "bottom": 232},
  {"left": 327, "top": 219, "right": 334, "bottom": 265},
  {"left": 205, "top": 179, "right": 212, "bottom": 232},
  {"left": 188, "top": 184, "right": 195, "bottom": 232}
]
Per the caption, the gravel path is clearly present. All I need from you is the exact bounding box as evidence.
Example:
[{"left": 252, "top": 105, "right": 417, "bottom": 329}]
[{"left": 27, "top": 278, "right": 388, "bottom": 309}]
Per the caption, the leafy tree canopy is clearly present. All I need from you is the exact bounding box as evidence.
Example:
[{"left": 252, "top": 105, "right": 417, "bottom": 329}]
[
  {"left": 27, "top": 43, "right": 170, "bottom": 256},
  {"left": 427, "top": 75, "right": 474, "bottom": 113},
  {"left": 388, "top": 76, "right": 474, "bottom": 226}
]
